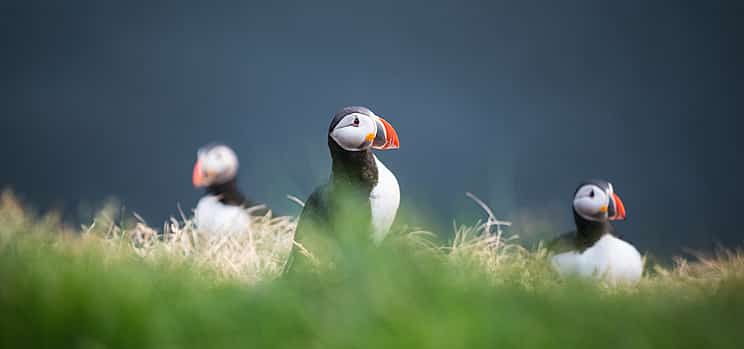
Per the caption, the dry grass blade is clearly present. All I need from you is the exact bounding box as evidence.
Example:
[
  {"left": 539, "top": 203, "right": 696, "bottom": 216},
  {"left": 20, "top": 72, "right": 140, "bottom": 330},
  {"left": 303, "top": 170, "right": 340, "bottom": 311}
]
[
  {"left": 286, "top": 194, "right": 305, "bottom": 208},
  {"left": 0, "top": 191, "right": 742, "bottom": 291},
  {"left": 465, "top": 192, "right": 512, "bottom": 235},
  {"left": 99, "top": 207, "right": 298, "bottom": 283}
]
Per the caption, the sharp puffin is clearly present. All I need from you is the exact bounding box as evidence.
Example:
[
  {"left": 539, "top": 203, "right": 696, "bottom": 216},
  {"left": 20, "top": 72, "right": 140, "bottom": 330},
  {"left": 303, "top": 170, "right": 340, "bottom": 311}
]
[
  {"left": 548, "top": 180, "right": 642, "bottom": 284},
  {"left": 287, "top": 106, "right": 400, "bottom": 271},
  {"left": 191, "top": 143, "right": 267, "bottom": 235}
]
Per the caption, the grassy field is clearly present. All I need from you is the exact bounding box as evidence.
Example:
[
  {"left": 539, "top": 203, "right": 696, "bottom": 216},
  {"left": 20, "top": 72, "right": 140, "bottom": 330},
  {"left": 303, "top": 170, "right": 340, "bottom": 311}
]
[{"left": 1, "top": 191, "right": 743, "bottom": 349}]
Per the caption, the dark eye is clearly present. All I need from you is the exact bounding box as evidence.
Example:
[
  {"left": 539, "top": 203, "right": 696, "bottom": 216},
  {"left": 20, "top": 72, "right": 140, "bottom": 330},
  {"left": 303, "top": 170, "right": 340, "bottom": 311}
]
[
  {"left": 589, "top": 190, "right": 595, "bottom": 198},
  {"left": 353, "top": 117, "right": 360, "bottom": 126}
]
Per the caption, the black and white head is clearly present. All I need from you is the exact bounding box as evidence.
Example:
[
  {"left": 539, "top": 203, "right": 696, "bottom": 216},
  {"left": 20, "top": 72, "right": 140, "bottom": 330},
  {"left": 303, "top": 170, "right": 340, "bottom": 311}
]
[
  {"left": 192, "top": 143, "right": 239, "bottom": 187},
  {"left": 328, "top": 106, "right": 400, "bottom": 152},
  {"left": 573, "top": 180, "right": 627, "bottom": 222}
]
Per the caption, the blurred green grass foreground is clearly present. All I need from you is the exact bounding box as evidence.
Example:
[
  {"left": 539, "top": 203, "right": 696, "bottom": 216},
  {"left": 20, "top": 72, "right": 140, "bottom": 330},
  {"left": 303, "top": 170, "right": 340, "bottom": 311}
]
[{"left": 0, "top": 191, "right": 743, "bottom": 348}]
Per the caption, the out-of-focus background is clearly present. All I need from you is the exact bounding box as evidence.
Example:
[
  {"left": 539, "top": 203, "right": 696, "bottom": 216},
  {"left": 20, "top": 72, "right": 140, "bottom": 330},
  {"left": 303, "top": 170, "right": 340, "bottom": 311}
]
[{"left": 1, "top": 0, "right": 742, "bottom": 257}]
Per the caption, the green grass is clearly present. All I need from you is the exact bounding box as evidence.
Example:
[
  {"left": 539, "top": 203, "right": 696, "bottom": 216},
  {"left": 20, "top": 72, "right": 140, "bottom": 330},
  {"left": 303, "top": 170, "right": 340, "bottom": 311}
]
[{"left": 1, "top": 192, "right": 743, "bottom": 348}]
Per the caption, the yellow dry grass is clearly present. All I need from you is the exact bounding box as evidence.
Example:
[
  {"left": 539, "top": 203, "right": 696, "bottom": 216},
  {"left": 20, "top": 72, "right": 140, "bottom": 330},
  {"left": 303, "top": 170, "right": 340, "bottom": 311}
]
[{"left": 2, "top": 189, "right": 742, "bottom": 291}]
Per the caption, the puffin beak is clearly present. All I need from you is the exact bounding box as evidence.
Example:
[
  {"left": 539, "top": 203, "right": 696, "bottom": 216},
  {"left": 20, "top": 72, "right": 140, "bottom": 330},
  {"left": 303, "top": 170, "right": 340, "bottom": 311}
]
[
  {"left": 372, "top": 116, "right": 400, "bottom": 150},
  {"left": 192, "top": 160, "right": 207, "bottom": 187},
  {"left": 609, "top": 192, "right": 626, "bottom": 220}
]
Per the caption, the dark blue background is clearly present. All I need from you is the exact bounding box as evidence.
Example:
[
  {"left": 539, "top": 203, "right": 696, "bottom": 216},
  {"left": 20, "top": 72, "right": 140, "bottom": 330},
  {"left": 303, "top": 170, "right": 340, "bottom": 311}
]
[{"left": 2, "top": 1, "right": 742, "bottom": 257}]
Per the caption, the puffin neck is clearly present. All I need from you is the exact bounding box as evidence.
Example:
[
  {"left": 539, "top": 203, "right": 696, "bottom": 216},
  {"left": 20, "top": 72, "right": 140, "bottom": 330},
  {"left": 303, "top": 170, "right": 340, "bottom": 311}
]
[
  {"left": 205, "top": 178, "right": 247, "bottom": 206},
  {"left": 328, "top": 138, "right": 378, "bottom": 193},
  {"left": 573, "top": 210, "right": 614, "bottom": 249}
]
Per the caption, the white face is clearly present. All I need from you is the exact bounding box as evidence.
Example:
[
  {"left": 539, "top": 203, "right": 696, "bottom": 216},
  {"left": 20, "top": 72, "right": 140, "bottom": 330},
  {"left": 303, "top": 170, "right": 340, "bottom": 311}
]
[
  {"left": 573, "top": 184, "right": 612, "bottom": 221},
  {"left": 329, "top": 112, "right": 379, "bottom": 151},
  {"left": 193, "top": 144, "right": 239, "bottom": 187}
]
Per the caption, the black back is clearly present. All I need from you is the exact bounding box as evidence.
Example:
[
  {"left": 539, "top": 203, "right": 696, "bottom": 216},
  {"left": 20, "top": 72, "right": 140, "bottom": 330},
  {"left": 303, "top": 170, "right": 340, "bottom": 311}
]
[
  {"left": 547, "top": 220, "right": 618, "bottom": 254},
  {"left": 205, "top": 178, "right": 268, "bottom": 216}
]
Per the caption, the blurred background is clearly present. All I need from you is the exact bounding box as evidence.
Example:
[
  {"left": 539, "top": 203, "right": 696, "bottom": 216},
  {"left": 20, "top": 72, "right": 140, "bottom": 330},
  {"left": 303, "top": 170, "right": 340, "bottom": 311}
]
[{"left": 1, "top": 0, "right": 741, "bottom": 258}]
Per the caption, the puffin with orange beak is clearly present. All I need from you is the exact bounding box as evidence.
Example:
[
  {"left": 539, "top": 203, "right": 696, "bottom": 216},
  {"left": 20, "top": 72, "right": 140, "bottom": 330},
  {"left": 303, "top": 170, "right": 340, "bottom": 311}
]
[
  {"left": 548, "top": 180, "right": 642, "bottom": 284},
  {"left": 286, "top": 106, "right": 400, "bottom": 272},
  {"left": 192, "top": 143, "right": 266, "bottom": 235}
]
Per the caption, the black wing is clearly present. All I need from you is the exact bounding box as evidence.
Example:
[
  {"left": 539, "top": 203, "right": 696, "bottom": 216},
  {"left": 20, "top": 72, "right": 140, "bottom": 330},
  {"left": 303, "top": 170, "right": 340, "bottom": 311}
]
[
  {"left": 546, "top": 231, "right": 578, "bottom": 254},
  {"left": 295, "top": 187, "right": 331, "bottom": 241},
  {"left": 283, "top": 186, "right": 329, "bottom": 274},
  {"left": 215, "top": 187, "right": 269, "bottom": 216}
]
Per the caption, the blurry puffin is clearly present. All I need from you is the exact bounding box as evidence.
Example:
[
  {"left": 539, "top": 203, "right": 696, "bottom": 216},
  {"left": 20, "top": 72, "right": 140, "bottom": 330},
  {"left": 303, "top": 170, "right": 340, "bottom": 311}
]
[
  {"left": 192, "top": 143, "right": 266, "bottom": 235},
  {"left": 287, "top": 106, "right": 400, "bottom": 271},
  {"left": 548, "top": 180, "right": 642, "bottom": 284}
]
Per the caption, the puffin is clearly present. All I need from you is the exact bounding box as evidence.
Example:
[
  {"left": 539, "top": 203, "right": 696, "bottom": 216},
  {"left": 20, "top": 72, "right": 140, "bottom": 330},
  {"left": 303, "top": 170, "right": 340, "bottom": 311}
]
[
  {"left": 191, "top": 143, "right": 267, "bottom": 235},
  {"left": 548, "top": 180, "right": 643, "bottom": 284},
  {"left": 286, "top": 106, "right": 400, "bottom": 272}
]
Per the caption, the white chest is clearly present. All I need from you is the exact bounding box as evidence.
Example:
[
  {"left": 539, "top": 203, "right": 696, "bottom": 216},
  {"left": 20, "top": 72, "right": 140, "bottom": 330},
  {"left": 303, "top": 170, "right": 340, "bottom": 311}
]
[
  {"left": 369, "top": 156, "right": 400, "bottom": 243},
  {"left": 551, "top": 234, "right": 643, "bottom": 284},
  {"left": 194, "top": 196, "right": 251, "bottom": 235}
]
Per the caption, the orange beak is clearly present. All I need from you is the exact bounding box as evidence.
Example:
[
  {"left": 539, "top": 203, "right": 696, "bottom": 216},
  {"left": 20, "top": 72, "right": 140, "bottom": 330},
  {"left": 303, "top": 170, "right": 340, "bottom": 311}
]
[
  {"left": 372, "top": 116, "right": 400, "bottom": 150},
  {"left": 192, "top": 160, "right": 207, "bottom": 187},
  {"left": 609, "top": 192, "right": 626, "bottom": 220}
]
